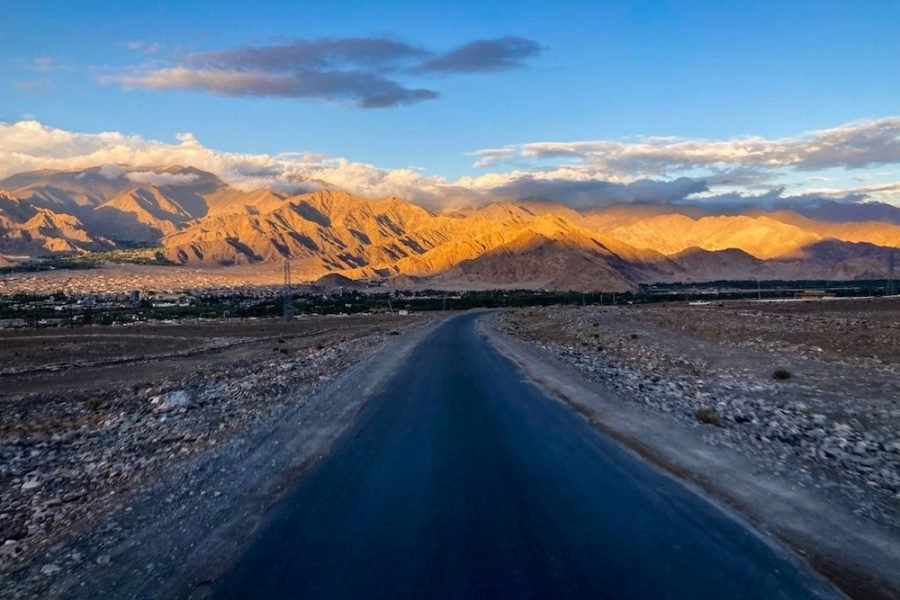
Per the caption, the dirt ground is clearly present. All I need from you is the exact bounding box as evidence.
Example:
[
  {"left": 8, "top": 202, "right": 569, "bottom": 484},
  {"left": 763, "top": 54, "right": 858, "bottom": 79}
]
[
  {"left": 0, "top": 315, "right": 410, "bottom": 395},
  {"left": 640, "top": 297, "right": 900, "bottom": 368}
]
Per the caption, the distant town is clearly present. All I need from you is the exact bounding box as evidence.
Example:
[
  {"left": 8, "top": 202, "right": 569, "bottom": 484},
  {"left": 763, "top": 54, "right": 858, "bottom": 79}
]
[{"left": 1, "top": 278, "right": 896, "bottom": 329}]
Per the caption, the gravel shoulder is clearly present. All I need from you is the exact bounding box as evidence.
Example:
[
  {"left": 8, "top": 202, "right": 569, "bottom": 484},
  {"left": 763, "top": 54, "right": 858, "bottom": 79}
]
[
  {"left": 484, "top": 304, "right": 900, "bottom": 599},
  {"left": 0, "top": 314, "right": 444, "bottom": 599}
]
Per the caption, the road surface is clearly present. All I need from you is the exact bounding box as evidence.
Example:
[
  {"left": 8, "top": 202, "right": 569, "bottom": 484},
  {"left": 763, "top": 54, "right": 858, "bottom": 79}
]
[{"left": 212, "top": 313, "right": 836, "bottom": 599}]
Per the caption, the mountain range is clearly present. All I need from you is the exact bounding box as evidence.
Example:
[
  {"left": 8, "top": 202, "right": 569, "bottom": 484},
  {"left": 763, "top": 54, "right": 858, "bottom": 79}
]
[{"left": 1, "top": 166, "right": 899, "bottom": 291}]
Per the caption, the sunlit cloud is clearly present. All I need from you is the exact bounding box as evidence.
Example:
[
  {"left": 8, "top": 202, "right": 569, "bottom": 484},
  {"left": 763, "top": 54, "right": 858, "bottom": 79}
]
[
  {"left": 102, "top": 35, "right": 546, "bottom": 108},
  {"left": 471, "top": 118, "right": 900, "bottom": 174}
]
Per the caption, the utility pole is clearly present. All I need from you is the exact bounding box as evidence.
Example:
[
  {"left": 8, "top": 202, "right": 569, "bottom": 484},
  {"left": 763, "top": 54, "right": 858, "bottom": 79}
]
[
  {"left": 889, "top": 249, "right": 896, "bottom": 296},
  {"left": 283, "top": 257, "right": 294, "bottom": 320}
]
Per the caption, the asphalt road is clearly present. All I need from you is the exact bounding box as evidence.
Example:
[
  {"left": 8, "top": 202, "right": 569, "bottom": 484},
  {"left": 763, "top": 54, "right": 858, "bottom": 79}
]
[{"left": 212, "top": 312, "right": 837, "bottom": 599}]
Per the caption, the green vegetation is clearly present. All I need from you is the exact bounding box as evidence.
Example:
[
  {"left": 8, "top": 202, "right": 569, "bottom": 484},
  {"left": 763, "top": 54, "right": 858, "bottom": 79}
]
[
  {"left": 1, "top": 276, "right": 897, "bottom": 329},
  {"left": 0, "top": 247, "right": 174, "bottom": 274}
]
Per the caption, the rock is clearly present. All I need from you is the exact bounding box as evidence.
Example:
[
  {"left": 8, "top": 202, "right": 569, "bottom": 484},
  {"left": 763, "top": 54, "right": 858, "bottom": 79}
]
[
  {"left": 833, "top": 423, "right": 852, "bottom": 436},
  {"left": 40, "top": 563, "right": 61, "bottom": 576},
  {"left": 21, "top": 479, "right": 42, "bottom": 491},
  {"left": 812, "top": 414, "right": 828, "bottom": 426},
  {"left": 96, "top": 554, "right": 111, "bottom": 565},
  {"left": 818, "top": 443, "right": 845, "bottom": 459},
  {"left": 151, "top": 389, "right": 192, "bottom": 413},
  {"left": 806, "top": 428, "right": 827, "bottom": 440},
  {"left": 1, "top": 517, "right": 29, "bottom": 542},
  {"left": 0, "top": 539, "right": 21, "bottom": 559}
]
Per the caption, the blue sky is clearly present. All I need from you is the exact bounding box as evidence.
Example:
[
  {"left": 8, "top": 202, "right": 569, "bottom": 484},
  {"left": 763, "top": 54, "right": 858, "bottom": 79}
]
[{"left": 2, "top": 0, "right": 899, "bottom": 208}]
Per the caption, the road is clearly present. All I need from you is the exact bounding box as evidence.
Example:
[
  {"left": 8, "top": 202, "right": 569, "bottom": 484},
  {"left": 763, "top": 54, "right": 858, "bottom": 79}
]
[{"left": 212, "top": 312, "right": 837, "bottom": 599}]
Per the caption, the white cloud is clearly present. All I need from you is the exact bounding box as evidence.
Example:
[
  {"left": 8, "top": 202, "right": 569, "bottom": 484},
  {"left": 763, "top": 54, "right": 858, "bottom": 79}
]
[
  {"left": 125, "top": 40, "right": 163, "bottom": 54},
  {"left": 0, "top": 119, "right": 898, "bottom": 210},
  {"left": 0, "top": 119, "right": 454, "bottom": 205},
  {"left": 99, "top": 164, "right": 126, "bottom": 179},
  {"left": 125, "top": 171, "right": 199, "bottom": 186},
  {"left": 472, "top": 117, "right": 900, "bottom": 175},
  {"left": 33, "top": 57, "right": 56, "bottom": 72},
  {"left": 801, "top": 181, "right": 900, "bottom": 203}
]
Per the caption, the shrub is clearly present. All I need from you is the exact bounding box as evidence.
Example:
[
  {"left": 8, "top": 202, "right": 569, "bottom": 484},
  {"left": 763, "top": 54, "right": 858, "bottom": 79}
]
[
  {"left": 695, "top": 407, "right": 722, "bottom": 426},
  {"left": 773, "top": 369, "right": 792, "bottom": 380},
  {"left": 86, "top": 398, "right": 103, "bottom": 411}
]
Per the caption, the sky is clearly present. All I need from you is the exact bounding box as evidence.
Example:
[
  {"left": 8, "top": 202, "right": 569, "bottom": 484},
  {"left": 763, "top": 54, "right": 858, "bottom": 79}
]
[{"left": 2, "top": 0, "right": 899, "bottom": 209}]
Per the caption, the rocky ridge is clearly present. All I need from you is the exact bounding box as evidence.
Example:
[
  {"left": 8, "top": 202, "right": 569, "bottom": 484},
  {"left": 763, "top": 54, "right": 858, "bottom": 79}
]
[{"left": 2, "top": 166, "right": 900, "bottom": 290}]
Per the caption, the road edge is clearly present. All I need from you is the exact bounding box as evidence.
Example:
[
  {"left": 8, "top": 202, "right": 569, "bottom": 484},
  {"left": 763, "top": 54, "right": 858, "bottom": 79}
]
[{"left": 479, "top": 313, "right": 900, "bottom": 600}]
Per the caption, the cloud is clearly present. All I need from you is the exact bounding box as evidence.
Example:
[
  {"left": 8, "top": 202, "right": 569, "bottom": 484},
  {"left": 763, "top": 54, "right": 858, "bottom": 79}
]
[
  {"left": 482, "top": 176, "right": 709, "bottom": 209},
  {"left": 31, "top": 57, "right": 57, "bottom": 73},
  {"left": 14, "top": 80, "right": 56, "bottom": 94},
  {"left": 0, "top": 119, "right": 451, "bottom": 201},
  {"left": 1, "top": 119, "right": 898, "bottom": 212},
  {"left": 103, "top": 35, "right": 543, "bottom": 108},
  {"left": 110, "top": 67, "right": 438, "bottom": 108},
  {"left": 125, "top": 170, "right": 200, "bottom": 186},
  {"left": 801, "top": 181, "right": 900, "bottom": 204},
  {"left": 416, "top": 37, "right": 544, "bottom": 73},
  {"left": 13, "top": 56, "right": 74, "bottom": 74},
  {"left": 195, "top": 37, "right": 429, "bottom": 70},
  {"left": 98, "top": 164, "right": 126, "bottom": 179},
  {"left": 472, "top": 117, "right": 900, "bottom": 174},
  {"left": 126, "top": 40, "right": 163, "bottom": 54}
]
